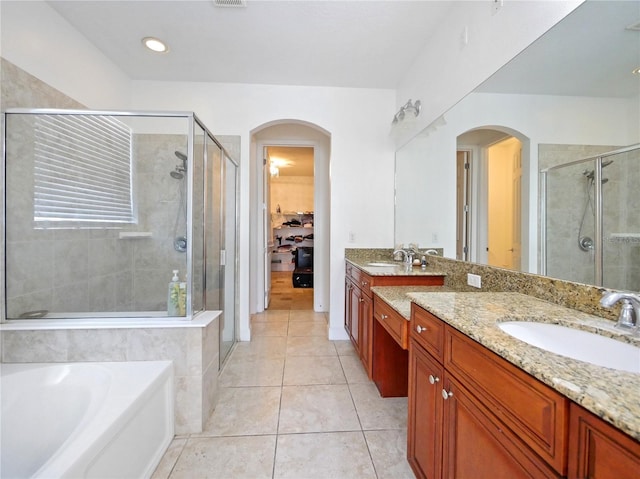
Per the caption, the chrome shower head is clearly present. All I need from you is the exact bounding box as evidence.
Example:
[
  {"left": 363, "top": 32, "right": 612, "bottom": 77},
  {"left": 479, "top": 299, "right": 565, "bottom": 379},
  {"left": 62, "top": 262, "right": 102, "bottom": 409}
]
[{"left": 170, "top": 151, "right": 187, "bottom": 179}]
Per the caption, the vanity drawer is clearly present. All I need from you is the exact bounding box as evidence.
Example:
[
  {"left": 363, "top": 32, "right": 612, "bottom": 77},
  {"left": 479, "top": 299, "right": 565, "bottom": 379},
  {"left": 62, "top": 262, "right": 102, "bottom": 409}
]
[
  {"left": 410, "top": 304, "right": 445, "bottom": 360},
  {"left": 374, "top": 294, "right": 408, "bottom": 349},
  {"left": 444, "top": 326, "right": 569, "bottom": 475}
]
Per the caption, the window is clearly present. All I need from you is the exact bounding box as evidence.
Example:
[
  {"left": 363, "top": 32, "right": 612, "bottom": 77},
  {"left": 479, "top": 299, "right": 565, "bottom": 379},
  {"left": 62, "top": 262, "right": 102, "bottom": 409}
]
[{"left": 33, "top": 114, "right": 134, "bottom": 226}]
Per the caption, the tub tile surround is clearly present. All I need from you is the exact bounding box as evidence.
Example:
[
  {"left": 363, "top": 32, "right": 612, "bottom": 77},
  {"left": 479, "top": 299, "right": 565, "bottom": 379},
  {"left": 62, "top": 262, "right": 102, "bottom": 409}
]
[{"left": 1, "top": 312, "right": 222, "bottom": 435}]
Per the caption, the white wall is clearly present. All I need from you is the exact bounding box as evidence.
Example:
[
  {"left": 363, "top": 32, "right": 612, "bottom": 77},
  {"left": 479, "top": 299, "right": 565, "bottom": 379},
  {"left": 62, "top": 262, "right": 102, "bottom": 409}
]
[
  {"left": 0, "top": 1, "right": 131, "bottom": 109},
  {"left": 396, "top": 91, "right": 638, "bottom": 272},
  {"left": 394, "top": 0, "right": 584, "bottom": 147},
  {"left": 130, "top": 81, "right": 396, "bottom": 339}
]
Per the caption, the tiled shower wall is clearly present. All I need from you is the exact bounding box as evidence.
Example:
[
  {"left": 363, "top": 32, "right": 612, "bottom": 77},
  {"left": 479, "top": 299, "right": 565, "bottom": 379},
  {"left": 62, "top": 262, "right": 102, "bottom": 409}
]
[
  {"left": 1, "top": 58, "right": 226, "bottom": 434},
  {"left": 4, "top": 118, "right": 189, "bottom": 317},
  {"left": 539, "top": 144, "right": 640, "bottom": 291}
]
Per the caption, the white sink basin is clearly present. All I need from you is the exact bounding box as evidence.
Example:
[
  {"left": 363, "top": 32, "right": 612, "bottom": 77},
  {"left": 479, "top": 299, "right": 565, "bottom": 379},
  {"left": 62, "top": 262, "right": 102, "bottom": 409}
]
[
  {"left": 366, "top": 262, "right": 399, "bottom": 267},
  {"left": 498, "top": 321, "right": 640, "bottom": 374}
]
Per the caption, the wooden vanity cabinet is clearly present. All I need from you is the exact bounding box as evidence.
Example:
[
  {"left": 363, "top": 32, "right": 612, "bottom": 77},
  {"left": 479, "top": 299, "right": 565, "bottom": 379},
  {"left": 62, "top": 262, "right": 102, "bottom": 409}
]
[
  {"left": 344, "top": 261, "right": 444, "bottom": 381},
  {"left": 408, "top": 304, "right": 565, "bottom": 479},
  {"left": 345, "top": 263, "right": 373, "bottom": 377},
  {"left": 568, "top": 403, "right": 640, "bottom": 479}
]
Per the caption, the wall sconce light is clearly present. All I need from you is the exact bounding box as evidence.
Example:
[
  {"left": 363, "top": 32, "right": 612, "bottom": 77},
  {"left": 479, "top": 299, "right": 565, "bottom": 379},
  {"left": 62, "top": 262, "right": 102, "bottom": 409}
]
[{"left": 392, "top": 99, "right": 421, "bottom": 126}]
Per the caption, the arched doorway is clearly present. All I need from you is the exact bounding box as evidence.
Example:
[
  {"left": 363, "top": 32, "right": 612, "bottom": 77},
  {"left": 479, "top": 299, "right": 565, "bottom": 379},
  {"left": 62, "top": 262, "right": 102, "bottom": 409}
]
[
  {"left": 456, "top": 126, "right": 529, "bottom": 270},
  {"left": 249, "top": 121, "right": 331, "bottom": 323}
]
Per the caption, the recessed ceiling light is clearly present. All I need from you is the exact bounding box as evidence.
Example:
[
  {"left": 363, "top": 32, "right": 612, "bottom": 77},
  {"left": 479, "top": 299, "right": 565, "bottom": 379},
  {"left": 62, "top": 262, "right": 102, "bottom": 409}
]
[
  {"left": 633, "top": 67, "right": 640, "bottom": 76},
  {"left": 142, "top": 37, "right": 168, "bottom": 53}
]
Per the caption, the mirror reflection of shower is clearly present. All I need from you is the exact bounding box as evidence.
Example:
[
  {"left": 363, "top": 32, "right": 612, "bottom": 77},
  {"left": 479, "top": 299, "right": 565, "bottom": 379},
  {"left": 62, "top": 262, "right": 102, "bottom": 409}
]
[
  {"left": 171, "top": 150, "right": 188, "bottom": 253},
  {"left": 577, "top": 159, "right": 613, "bottom": 252}
]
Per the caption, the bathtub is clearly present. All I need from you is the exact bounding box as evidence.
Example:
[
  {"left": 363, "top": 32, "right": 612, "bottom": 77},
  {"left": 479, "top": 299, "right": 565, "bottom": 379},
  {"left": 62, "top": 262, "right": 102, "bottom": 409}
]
[{"left": 1, "top": 361, "right": 174, "bottom": 479}]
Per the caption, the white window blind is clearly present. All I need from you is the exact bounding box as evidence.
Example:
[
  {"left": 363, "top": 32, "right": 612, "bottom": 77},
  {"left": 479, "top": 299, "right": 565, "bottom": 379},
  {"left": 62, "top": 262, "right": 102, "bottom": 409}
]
[{"left": 33, "top": 114, "right": 134, "bottom": 225}]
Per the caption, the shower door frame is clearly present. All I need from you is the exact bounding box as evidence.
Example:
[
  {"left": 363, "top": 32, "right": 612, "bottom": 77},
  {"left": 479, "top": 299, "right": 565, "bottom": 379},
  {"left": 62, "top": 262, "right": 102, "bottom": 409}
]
[{"left": 540, "top": 143, "right": 639, "bottom": 286}]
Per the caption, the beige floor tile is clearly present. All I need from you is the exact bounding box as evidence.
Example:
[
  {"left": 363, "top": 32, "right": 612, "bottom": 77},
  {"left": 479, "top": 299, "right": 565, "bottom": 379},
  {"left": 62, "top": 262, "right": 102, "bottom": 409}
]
[
  {"left": 219, "top": 357, "right": 284, "bottom": 387},
  {"left": 349, "top": 383, "right": 408, "bottom": 430},
  {"left": 274, "top": 432, "right": 376, "bottom": 479},
  {"left": 252, "top": 310, "right": 290, "bottom": 322},
  {"left": 151, "top": 438, "right": 186, "bottom": 479},
  {"left": 199, "top": 387, "right": 281, "bottom": 436},
  {"left": 364, "top": 429, "right": 415, "bottom": 479},
  {"left": 287, "top": 320, "right": 327, "bottom": 337},
  {"left": 251, "top": 321, "right": 289, "bottom": 337},
  {"left": 286, "top": 336, "right": 337, "bottom": 356},
  {"left": 170, "top": 436, "right": 276, "bottom": 479},
  {"left": 288, "top": 310, "right": 326, "bottom": 322},
  {"left": 339, "top": 355, "right": 372, "bottom": 384},
  {"left": 278, "top": 384, "right": 361, "bottom": 433},
  {"left": 283, "top": 356, "right": 346, "bottom": 385},
  {"left": 232, "top": 336, "right": 287, "bottom": 360},
  {"left": 334, "top": 339, "right": 358, "bottom": 356}
]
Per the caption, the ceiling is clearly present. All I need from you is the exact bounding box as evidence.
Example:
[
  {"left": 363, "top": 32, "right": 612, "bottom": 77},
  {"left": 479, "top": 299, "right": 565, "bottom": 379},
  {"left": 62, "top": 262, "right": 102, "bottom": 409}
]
[
  {"left": 267, "top": 146, "right": 314, "bottom": 177},
  {"left": 477, "top": 0, "right": 640, "bottom": 98},
  {"left": 47, "top": 0, "right": 454, "bottom": 89}
]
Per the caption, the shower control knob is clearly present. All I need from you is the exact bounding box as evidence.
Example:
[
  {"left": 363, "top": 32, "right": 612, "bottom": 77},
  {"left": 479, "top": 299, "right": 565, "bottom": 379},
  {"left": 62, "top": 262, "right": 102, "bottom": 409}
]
[{"left": 442, "top": 389, "right": 453, "bottom": 400}]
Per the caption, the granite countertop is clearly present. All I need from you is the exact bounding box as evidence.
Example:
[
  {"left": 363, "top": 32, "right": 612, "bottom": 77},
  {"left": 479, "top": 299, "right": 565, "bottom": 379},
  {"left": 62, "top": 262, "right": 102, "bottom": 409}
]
[
  {"left": 346, "top": 257, "right": 447, "bottom": 277},
  {"left": 406, "top": 291, "right": 640, "bottom": 442},
  {"left": 371, "top": 285, "right": 454, "bottom": 319}
]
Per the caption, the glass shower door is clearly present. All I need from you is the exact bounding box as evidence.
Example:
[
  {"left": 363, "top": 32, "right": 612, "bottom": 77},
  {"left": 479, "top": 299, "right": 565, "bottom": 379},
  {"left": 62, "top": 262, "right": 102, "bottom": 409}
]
[
  {"left": 601, "top": 146, "right": 640, "bottom": 291},
  {"left": 220, "top": 152, "right": 238, "bottom": 366}
]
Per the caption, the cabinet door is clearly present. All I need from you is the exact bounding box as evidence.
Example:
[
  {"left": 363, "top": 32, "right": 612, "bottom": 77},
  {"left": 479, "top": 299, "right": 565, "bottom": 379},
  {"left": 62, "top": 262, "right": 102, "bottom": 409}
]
[
  {"left": 349, "top": 282, "right": 360, "bottom": 348},
  {"left": 408, "top": 340, "right": 444, "bottom": 479},
  {"left": 568, "top": 403, "right": 640, "bottom": 479},
  {"left": 359, "top": 293, "right": 373, "bottom": 377},
  {"left": 344, "top": 279, "right": 351, "bottom": 334},
  {"left": 442, "top": 375, "right": 558, "bottom": 479}
]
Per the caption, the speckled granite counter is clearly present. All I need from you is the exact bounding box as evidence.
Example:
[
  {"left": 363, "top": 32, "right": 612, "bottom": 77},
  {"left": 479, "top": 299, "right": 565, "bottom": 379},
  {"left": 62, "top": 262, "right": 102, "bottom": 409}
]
[
  {"left": 371, "top": 286, "right": 454, "bottom": 319},
  {"left": 407, "top": 291, "right": 640, "bottom": 442},
  {"left": 346, "top": 256, "right": 447, "bottom": 278}
]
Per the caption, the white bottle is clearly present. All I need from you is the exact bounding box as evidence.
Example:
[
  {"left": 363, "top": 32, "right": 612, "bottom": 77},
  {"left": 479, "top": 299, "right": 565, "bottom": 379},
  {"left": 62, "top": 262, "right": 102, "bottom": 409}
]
[{"left": 168, "top": 270, "right": 181, "bottom": 316}]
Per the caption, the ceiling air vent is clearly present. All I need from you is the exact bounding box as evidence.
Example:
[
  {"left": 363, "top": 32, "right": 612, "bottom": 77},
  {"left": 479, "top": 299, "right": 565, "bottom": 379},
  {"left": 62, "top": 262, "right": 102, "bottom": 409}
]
[
  {"left": 625, "top": 20, "right": 640, "bottom": 31},
  {"left": 213, "top": 0, "right": 247, "bottom": 7}
]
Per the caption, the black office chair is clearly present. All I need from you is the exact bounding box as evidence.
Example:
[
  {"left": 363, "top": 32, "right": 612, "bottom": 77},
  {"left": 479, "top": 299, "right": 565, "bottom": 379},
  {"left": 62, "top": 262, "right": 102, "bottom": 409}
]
[{"left": 292, "top": 247, "right": 313, "bottom": 288}]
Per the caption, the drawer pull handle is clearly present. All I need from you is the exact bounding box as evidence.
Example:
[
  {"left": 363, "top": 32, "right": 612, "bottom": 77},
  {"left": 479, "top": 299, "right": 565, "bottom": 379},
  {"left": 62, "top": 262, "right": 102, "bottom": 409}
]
[
  {"left": 416, "top": 325, "right": 427, "bottom": 333},
  {"left": 442, "top": 389, "right": 453, "bottom": 400},
  {"left": 359, "top": 298, "right": 364, "bottom": 303},
  {"left": 428, "top": 375, "right": 440, "bottom": 384},
  {"left": 381, "top": 314, "right": 388, "bottom": 320},
  {"left": 361, "top": 281, "right": 368, "bottom": 286}
]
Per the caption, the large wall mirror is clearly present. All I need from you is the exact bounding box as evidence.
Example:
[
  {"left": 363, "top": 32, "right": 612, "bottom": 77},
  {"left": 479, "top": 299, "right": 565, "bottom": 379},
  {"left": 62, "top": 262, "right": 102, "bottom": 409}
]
[{"left": 395, "top": 0, "right": 640, "bottom": 291}]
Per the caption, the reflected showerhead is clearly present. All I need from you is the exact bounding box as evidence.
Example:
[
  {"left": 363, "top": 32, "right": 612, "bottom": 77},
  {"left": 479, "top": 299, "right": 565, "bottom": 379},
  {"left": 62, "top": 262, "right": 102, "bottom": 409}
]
[
  {"left": 170, "top": 150, "right": 187, "bottom": 179},
  {"left": 582, "top": 159, "right": 614, "bottom": 181}
]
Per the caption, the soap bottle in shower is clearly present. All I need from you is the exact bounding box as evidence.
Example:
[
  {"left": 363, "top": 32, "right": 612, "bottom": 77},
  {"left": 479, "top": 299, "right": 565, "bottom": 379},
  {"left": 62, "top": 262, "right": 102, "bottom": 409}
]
[{"left": 168, "top": 270, "right": 181, "bottom": 316}]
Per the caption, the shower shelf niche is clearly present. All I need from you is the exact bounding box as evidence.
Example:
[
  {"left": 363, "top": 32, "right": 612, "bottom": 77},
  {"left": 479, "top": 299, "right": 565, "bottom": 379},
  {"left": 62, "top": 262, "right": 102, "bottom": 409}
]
[
  {"left": 609, "top": 233, "right": 640, "bottom": 244},
  {"left": 118, "top": 232, "right": 153, "bottom": 239}
]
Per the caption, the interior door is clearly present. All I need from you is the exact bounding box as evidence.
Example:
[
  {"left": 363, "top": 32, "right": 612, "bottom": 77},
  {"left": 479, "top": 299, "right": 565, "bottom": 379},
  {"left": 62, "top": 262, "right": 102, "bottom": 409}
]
[
  {"left": 456, "top": 150, "right": 472, "bottom": 261},
  {"left": 263, "top": 146, "right": 272, "bottom": 308}
]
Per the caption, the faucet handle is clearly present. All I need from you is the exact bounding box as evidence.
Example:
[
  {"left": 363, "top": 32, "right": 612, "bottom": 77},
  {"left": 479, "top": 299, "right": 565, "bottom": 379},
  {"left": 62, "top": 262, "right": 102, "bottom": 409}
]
[{"left": 617, "top": 299, "right": 637, "bottom": 330}]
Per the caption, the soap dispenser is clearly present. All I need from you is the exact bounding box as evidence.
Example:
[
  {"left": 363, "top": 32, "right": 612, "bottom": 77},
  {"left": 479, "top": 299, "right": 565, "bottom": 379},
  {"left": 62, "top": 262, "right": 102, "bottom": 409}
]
[{"left": 168, "top": 270, "right": 181, "bottom": 316}]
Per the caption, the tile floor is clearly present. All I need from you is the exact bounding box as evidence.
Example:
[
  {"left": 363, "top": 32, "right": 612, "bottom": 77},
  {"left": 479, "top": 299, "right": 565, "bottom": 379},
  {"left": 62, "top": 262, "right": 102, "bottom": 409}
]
[{"left": 151, "top": 308, "right": 415, "bottom": 478}]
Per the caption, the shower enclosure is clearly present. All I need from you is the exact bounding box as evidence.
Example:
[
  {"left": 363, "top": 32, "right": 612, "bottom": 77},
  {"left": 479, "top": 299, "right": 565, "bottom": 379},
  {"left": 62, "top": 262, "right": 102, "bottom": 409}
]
[
  {"left": 541, "top": 144, "right": 640, "bottom": 290},
  {"left": 3, "top": 109, "right": 239, "bottom": 357}
]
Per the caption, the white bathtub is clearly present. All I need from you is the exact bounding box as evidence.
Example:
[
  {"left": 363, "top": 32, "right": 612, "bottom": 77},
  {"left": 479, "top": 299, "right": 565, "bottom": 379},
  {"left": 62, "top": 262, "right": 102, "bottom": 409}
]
[{"left": 1, "top": 361, "right": 174, "bottom": 479}]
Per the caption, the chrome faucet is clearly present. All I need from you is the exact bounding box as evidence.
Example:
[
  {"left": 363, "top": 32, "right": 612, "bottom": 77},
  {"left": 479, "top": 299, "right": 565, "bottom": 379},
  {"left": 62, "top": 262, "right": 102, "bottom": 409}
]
[
  {"left": 600, "top": 291, "right": 640, "bottom": 333},
  {"left": 393, "top": 248, "right": 416, "bottom": 264}
]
